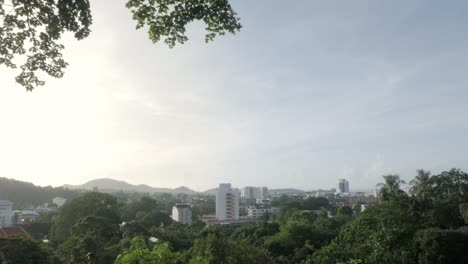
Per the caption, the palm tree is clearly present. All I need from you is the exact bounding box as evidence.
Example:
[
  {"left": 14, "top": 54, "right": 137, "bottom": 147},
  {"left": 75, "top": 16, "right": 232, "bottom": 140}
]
[
  {"left": 409, "top": 169, "right": 431, "bottom": 198},
  {"left": 377, "top": 174, "right": 406, "bottom": 201}
]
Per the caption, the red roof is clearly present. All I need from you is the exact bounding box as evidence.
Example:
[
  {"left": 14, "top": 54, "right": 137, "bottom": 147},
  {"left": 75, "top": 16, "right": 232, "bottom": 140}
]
[{"left": 0, "top": 226, "right": 31, "bottom": 238}]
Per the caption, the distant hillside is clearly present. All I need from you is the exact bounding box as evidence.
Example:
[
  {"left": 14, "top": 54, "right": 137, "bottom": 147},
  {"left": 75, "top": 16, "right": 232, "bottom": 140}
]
[
  {"left": 63, "top": 178, "right": 198, "bottom": 195},
  {"left": 203, "top": 188, "right": 218, "bottom": 195},
  {"left": 203, "top": 187, "right": 306, "bottom": 196},
  {"left": 270, "top": 188, "right": 306, "bottom": 195},
  {"left": 0, "top": 177, "right": 81, "bottom": 209},
  {"left": 173, "top": 186, "right": 199, "bottom": 195}
]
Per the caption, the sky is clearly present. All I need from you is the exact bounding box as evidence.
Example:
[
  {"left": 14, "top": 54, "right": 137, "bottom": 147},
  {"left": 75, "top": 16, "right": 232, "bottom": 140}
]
[{"left": 1, "top": 0, "right": 468, "bottom": 191}]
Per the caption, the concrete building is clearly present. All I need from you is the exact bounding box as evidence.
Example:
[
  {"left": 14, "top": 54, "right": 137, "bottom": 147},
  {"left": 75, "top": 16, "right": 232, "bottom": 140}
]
[
  {"left": 216, "top": 183, "right": 239, "bottom": 221},
  {"left": 255, "top": 198, "right": 271, "bottom": 205},
  {"left": 342, "top": 195, "right": 378, "bottom": 205},
  {"left": 52, "top": 197, "right": 67, "bottom": 207},
  {"left": 260, "top": 186, "right": 269, "bottom": 199},
  {"left": 241, "top": 186, "right": 269, "bottom": 200},
  {"left": 241, "top": 186, "right": 259, "bottom": 199},
  {"left": 0, "top": 200, "right": 15, "bottom": 227},
  {"left": 36, "top": 205, "right": 52, "bottom": 214},
  {"left": 337, "top": 179, "right": 350, "bottom": 193},
  {"left": 172, "top": 203, "right": 192, "bottom": 224},
  {"left": 16, "top": 211, "right": 39, "bottom": 223},
  {"left": 247, "top": 205, "right": 278, "bottom": 219}
]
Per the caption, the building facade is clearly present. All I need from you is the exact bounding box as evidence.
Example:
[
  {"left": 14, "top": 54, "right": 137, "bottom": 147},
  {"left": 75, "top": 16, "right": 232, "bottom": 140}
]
[
  {"left": 241, "top": 186, "right": 259, "bottom": 199},
  {"left": 0, "top": 200, "right": 14, "bottom": 227},
  {"left": 337, "top": 179, "right": 350, "bottom": 193},
  {"left": 247, "top": 205, "right": 278, "bottom": 219},
  {"left": 52, "top": 197, "right": 67, "bottom": 207},
  {"left": 172, "top": 204, "right": 192, "bottom": 224},
  {"left": 260, "top": 186, "right": 269, "bottom": 199},
  {"left": 216, "top": 183, "right": 239, "bottom": 221},
  {"left": 241, "top": 186, "right": 269, "bottom": 199}
]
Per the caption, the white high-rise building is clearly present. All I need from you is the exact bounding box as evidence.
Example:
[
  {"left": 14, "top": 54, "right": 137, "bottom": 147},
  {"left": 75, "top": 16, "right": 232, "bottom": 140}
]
[
  {"left": 0, "top": 200, "right": 14, "bottom": 227},
  {"left": 172, "top": 203, "right": 192, "bottom": 224},
  {"left": 337, "top": 179, "right": 350, "bottom": 193},
  {"left": 260, "top": 186, "right": 269, "bottom": 199},
  {"left": 241, "top": 186, "right": 269, "bottom": 199},
  {"left": 216, "top": 183, "right": 239, "bottom": 221},
  {"left": 241, "top": 186, "right": 258, "bottom": 199}
]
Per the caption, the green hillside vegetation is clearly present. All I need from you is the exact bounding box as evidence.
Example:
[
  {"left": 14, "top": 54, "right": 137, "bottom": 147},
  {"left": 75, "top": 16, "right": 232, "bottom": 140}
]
[
  {"left": 0, "top": 177, "right": 81, "bottom": 209},
  {"left": 64, "top": 178, "right": 199, "bottom": 195}
]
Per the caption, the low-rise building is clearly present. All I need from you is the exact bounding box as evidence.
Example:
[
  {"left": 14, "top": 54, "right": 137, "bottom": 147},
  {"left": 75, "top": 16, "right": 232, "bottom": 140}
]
[
  {"left": 172, "top": 203, "right": 192, "bottom": 224},
  {"left": 52, "top": 197, "right": 67, "bottom": 207},
  {"left": 0, "top": 200, "right": 15, "bottom": 227},
  {"left": 0, "top": 226, "right": 31, "bottom": 237},
  {"left": 36, "top": 205, "right": 52, "bottom": 214},
  {"left": 247, "top": 205, "right": 279, "bottom": 219},
  {"left": 15, "top": 211, "right": 39, "bottom": 223},
  {"left": 255, "top": 198, "right": 271, "bottom": 205},
  {"left": 340, "top": 194, "right": 378, "bottom": 205}
]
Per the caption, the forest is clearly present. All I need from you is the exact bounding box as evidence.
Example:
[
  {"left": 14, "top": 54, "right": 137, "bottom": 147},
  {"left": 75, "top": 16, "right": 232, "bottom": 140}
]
[{"left": 0, "top": 168, "right": 467, "bottom": 263}]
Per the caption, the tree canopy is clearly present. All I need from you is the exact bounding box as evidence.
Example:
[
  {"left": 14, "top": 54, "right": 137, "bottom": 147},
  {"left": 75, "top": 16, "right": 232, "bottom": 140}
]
[{"left": 0, "top": 0, "right": 241, "bottom": 90}]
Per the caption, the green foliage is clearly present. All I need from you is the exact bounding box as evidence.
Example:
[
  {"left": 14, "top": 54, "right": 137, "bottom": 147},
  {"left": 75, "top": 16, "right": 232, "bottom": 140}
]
[
  {"left": 312, "top": 198, "right": 419, "bottom": 264},
  {"left": 459, "top": 203, "right": 468, "bottom": 224},
  {"left": 150, "top": 221, "right": 205, "bottom": 251},
  {"left": 337, "top": 206, "right": 353, "bottom": 217},
  {"left": 0, "top": 177, "right": 80, "bottom": 209},
  {"left": 273, "top": 196, "right": 331, "bottom": 211},
  {"left": 50, "top": 192, "right": 120, "bottom": 245},
  {"left": 191, "top": 196, "right": 215, "bottom": 219},
  {"left": 187, "top": 229, "right": 272, "bottom": 264},
  {"left": 126, "top": 0, "right": 241, "bottom": 47},
  {"left": 377, "top": 174, "right": 407, "bottom": 201},
  {"left": 312, "top": 169, "right": 468, "bottom": 264},
  {"left": 425, "top": 168, "right": 468, "bottom": 204},
  {"left": 0, "top": 0, "right": 240, "bottom": 90},
  {"left": 22, "top": 221, "right": 52, "bottom": 240},
  {"left": 413, "top": 227, "right": 468, "bottom": 264},
  {"left": 414, "top": 168, "right": 468, "bottom": 228},
  {"left": 230, "top": 222, "right": 279, "bottom": 246},
  {"left": 0, "top": 0, "right": 91, "bottom": 90},
  {"left": 265, "top": 214, "right": 341, "bottom": 263},
  {"left": 120, "top": 196, "right": 173, "bottom": 229},
  {"left": 119, "top": 221, "right": 151, "bottom": 251},
  {"left": 60, "top": 216, "right": 121, "bottom": 264},
  {"left": 137, "top": 211, "right": 173, "bottom": 229},
  {"left": 409, "top": 169, "right": 432, "bottom": 198},
  {"left": 0, "top": 235, "right": 59, "bottom": 264},
  {"left": 115, "top": 237, "right": 181, "bottom": 264}
]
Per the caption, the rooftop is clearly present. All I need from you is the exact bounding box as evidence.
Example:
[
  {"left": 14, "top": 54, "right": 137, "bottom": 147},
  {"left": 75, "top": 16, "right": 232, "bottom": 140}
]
[
  {"left": 0, "top": 226, "right": 31, "bottom": 238},
  {"left": 174, "top": 203, "right": 191, "bottom": 208},
  {"left": 0, "top": 200, "right": 13, "bottom": 206}
]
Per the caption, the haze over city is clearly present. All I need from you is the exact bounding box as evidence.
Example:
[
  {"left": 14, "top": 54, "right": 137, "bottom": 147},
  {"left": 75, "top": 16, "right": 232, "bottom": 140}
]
[{"left": 1, "top": 0, "right": 467, "bottom": 191}]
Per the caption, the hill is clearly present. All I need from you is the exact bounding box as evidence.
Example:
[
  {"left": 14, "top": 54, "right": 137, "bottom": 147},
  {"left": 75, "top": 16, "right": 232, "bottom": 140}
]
[
  {"left": 270, "top": 188, "right": 306, "bottom": 195},
  {"left": 0, "top": 177, "right": 81, "bottom": 209},
  {"left": 202, "top": 188, "right": 218, "bottom": 195},
  {"left": 63, "top": 178, "right": 199, "bottom": 195}
]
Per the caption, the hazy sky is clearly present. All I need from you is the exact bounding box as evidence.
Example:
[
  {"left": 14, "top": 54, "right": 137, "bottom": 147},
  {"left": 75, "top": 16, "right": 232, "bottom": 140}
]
[{"left": 1, "top": 0, "right": 467, "bottom": 191}]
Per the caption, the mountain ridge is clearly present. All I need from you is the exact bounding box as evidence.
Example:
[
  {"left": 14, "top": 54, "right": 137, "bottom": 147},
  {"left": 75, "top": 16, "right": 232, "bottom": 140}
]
[
  {"left": 64, "top": 178, "right": 309, "bottom": 195},
  {"left": 63, "top": 178, "right": 199, "bottom": 195}
]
